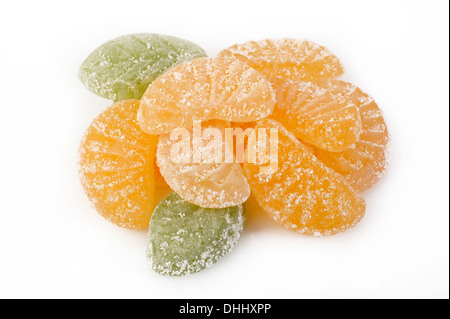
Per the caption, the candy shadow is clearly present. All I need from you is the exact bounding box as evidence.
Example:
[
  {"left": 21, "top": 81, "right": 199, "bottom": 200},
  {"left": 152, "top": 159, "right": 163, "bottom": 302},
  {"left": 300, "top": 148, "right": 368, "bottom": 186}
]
[{"left": 243, "top": 194, "right": 282, "bottom": 233}]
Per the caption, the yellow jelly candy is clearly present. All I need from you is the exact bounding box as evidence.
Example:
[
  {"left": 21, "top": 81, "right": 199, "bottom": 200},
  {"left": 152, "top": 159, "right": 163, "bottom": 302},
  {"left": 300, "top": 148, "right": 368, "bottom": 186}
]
[
  {"left": 218, "top": 38, "right": 343, "bottom": 82},
  {"left": 314, "top": 80, "right": 390, "bottom": 192},
  {"left": 269, "top": 77, "right": 362, "bottom": 152},
  {"left": 138, "top": 57, "right": 276, "bottom": 135},
  {"left": 157, "top": 120, "right": 250, "bottom": 208}
]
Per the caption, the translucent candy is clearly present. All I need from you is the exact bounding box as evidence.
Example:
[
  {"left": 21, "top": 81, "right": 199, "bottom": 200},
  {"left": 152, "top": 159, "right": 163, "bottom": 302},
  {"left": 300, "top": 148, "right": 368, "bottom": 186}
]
[
  {"left": 138, "top": 57, "right": 276, "bottom": 135},
  {"left": 218, "top": 38, "right": 343, "bottom": 82},
  {"left": 78, "top": 33, "right": 207, "bottom": 101},
  {"left": 269, "top": 77, "right": 362, "bottom": 152},
  {"left": 79, "top": 100, "right": 158, "bottom": 229},
  {"left": 148, "top": 192, "right": 245, "bottom": 276},
  {"left": 153, "top": 150, "right": 170, "bottom": 189},
  {"left": 243, "top": 119, "right": 366, "bottom": 236},
  {"left": 157, "top": 120, "right": 250, "bottom": 208},
  {"left": 314, "top": 80, "right": 390, "bottom": 192}
]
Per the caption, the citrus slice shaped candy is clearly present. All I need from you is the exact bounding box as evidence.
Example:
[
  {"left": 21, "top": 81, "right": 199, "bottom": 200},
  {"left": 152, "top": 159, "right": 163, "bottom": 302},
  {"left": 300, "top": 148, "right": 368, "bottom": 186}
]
[
  {"left": 148, "top": 192, "right": 245, "bottom": 276},
  {"left": 138, "top": 57, "right": 276, "bottom": 135},
  {"left": 314, "top": 80, "right": 390, "bottom": 192},
  {"left": 218, "top": 38, "right": 343, "bottom": 82},
  {"left": 79, "top": 33, "right": 206, "bottom": 101},
  {"left": 243, "top": 119, "right": 366, "bottom": 236},
  {"left": 269, "top": 77, "right": 362, "bottom": 152},
  {"left": 157, "top": 120, "right": 250, "bottom": 208},
  {"left": 79, "top": 100, "right": 158, "bottom": 229}
]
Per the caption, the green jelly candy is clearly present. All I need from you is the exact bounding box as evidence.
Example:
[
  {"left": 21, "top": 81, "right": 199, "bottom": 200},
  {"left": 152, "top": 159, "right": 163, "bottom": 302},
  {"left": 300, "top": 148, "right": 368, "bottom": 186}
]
[
  {"left": 78, "top": 33, "right": 207, "bottom": 101},
  {"left": 148, "top": 193, "right": 245, "bottom": 276}
]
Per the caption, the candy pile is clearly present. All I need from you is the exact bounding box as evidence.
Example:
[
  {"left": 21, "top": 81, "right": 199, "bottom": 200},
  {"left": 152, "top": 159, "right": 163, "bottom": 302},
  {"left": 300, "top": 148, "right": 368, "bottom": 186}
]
[{"left": 78, "top": 34, "right": 389, "bottom": 276}]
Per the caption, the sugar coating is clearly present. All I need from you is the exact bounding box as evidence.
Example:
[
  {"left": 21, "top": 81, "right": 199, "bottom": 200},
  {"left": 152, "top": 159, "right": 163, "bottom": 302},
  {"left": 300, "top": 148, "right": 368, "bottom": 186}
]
[
  {"left": 138, "top": 57, "right": 276, "bottom": 135},
  {"left": 218, "top": 38, "right": 344, "bottom": 82},
  {"left": 157, "top": 121, "right": 250, "bottom": 208},
  {"left": 78, "top": 33, "right": 207, "bottom": 101},
  {"left": 148, "top": 192, "right": 245, "bottom": 276},
  {"left": 315, "top": 80, "right": 390, "bottom": 192},
  {"left": 243, "top": 119, "right": 366, "bottom": 237},
  {"left": 269, "top": 77, "right": 362, "bottom": 152},
  {"left": 79, "top": 100, "right": 158, "bottom": 229}
]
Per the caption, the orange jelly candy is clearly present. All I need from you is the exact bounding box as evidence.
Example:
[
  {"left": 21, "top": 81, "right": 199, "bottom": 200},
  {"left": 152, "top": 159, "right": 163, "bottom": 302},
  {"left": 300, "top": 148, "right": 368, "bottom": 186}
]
[
  {"left": 269, "top": 77, "right": 362, "bottom": 152},
  {"left": 314, "top": 80, "right": 390, "bottom": 192},
  {"left": 153, "top": 155, "right": 170, "bottom": 189},
  {"left": 243, "top": 119, "right": 366, "bottom": 236},
  {"left": 79, "top": 100, "right": 158, "bottom": 229},
  {"left": 218, "top": 39, "right": 344, "bottom": 82},
  {"left": 138, "top": 57, "right": 276, "bottom": 135}
]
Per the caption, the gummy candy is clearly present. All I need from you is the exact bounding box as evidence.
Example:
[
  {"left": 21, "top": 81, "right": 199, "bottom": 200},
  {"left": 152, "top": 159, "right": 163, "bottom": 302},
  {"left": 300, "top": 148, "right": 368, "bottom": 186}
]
[
  {"left": 153, "top": 152, "right": 170, "bottom": 189},
  {"left": 79, "top": 100, "right": 158, "bottom": 229},
  {"left": 148, "top": 192, "right": 245, "bottom": 276},
  {"left": 314, "top": 80, "right": 390, "bottom": 192},
  {"left": 269, "top": 77, "right": 362, "bottom": 152},
  {"left": 218, "top": 38, "right": 343, "bottom": 82},
  {"left": 243, "top": 119, "right": 366, "bottom": 236},
  {"left": 138, "top": 57, "right": 276, "bottom": 135},
  {"left": 78, "top": 33, "right": 207, "bottom": 101},
  {"left": 77, "top": 34, "right": 389, "bottom": 276},
  {"left": 156, "top": 120, "right": 250, "bottom": 208}
]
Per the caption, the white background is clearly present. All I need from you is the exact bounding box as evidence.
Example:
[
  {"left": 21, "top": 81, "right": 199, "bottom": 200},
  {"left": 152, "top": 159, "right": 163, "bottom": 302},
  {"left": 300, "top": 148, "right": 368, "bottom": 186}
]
[{"left": 0, "top": 0, "right": 448, "bottom": 299}]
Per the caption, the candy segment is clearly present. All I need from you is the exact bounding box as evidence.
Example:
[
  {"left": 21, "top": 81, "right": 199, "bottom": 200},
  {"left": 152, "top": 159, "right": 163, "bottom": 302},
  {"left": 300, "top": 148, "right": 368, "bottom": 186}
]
[
  {"left": 315, "top": 80, "right": 390, "bottom": 191},
  {"left": 148, "top": 193, "right": 245, "bottom": 276},
  {"left": 269, "top": 77, "right": 362, "bottom": 152},
  {"left": 218, "top": 38, "right": 343, "bottom": 82},
  {"left": 79, "top": 100, "right": 158, "bottom": 229},
  {"left": 243, "top": 119, "right": 366, "bottom": 236},
  {"left": 138, "top": 57, "right": 276, "bottom": 135},
  {"left": 79, "top": 33, "right": 207, "bottom": 101},
  {"left": 157, "top": 121, "right": 250, "bottom": 208}
]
